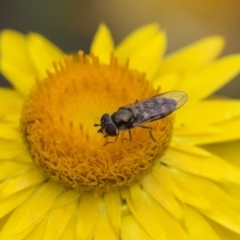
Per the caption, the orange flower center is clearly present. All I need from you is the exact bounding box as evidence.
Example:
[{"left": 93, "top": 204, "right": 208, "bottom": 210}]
[{"left": 20, "top": 52, "right": 173, "bottom": 192}]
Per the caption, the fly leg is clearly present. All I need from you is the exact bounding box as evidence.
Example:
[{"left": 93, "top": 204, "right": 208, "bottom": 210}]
[
  {"left": 103, "top": 134, "right": 119, "bottom": 146},
  {"left": 138, "top": 126, "right": 156, "bottom": 142},
  {"left": 122, "top": 130, "right": 132, "bottom": 143}
]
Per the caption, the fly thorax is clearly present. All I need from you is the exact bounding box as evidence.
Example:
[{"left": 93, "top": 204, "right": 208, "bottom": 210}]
[{"left": 112, "top": 109, "right": 134, "bottom": 129}]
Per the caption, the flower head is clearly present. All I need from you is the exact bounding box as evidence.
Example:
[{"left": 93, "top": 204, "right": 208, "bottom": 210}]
[
  {"left": 1, "top": 24, "right": 240, "bottom": 239},
  {"left": 20, "top": 51, "right": 174, "bottom": 192}
]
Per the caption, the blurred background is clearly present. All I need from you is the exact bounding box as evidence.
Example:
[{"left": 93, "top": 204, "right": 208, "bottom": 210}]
[{"left": 1, "top": 0, "right": 240, "bottom": 97}]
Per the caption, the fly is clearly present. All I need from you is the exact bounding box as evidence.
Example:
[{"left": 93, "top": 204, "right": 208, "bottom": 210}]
[{"left": 94, "top": 91, "right": 188, "bottom": 145}]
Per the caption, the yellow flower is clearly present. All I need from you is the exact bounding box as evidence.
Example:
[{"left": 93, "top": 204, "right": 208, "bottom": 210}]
[{"left": 1, "top": 23, "right": 240, "bottom": 239}]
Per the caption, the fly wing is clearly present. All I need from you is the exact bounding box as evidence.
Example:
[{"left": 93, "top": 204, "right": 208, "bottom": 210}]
[{"left": 119, "top": 91, "right": 188, "bottom": 127}]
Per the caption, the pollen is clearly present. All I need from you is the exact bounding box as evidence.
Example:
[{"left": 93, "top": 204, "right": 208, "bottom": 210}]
[{"left": 20, "top": 52, "right": 174, "bottom": 192}]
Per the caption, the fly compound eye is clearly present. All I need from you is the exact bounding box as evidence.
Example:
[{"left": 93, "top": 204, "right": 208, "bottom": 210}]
[
  {"left": 105, "top": 123, "right": 118, "bottom": 136},
  {"left": 100, "top": 113, "right": 110, "bottom": 123}
]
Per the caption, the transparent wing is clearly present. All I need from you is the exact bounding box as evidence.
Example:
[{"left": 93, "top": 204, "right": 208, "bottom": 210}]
[
  {"left": 121, "top": 91, "right": 188, "bottom": 109},
  {"left": 119, "top": 91, "right": 188, "bottom": 127}
]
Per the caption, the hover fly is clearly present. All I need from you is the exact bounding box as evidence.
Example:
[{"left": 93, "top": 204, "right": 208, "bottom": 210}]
[{"left": 94, "top": 91, "right": 188, "bottom": 145}]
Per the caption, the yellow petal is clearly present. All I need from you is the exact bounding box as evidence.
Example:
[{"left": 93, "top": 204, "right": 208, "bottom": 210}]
[
  {"left": 123, "top": 185, "right": 167, "bottom": 240},
  {"left": 76, "top": 193, "right": 101, "bottom": 240},
  {"left": 176, "top": 99, "right": 240, "bottom": 126},
  {"left": 51, "top": 190, "right": 79, "bottom": 209},
  {"left": 0, "top": 161, "right": 29, "bottom": 181},
  {"left": 129, "top": 32, "right": 167, "bottom": 79},
  {"left": 0, "top": 30, "right": 37, "bottom": 95},
  {"left": 116, "top": 24, "right": 162, "bottom": 59},
  {"left": 221, "top": 184, "right": 240, "bottom": 206},
  {"left": 152, "top": 73, "right": 180, "bottom": 92},
  {"left": 121, "top": 215, "right": 154, "bottom": 240},
  {"left": 27, "top": 33, "right": 64, "bottom": 78},
  {"left": 104, "top": 190, "right": 121, "bottom": 236},
  {"left": 202, "top": 140, "right": 240, "bottom": 169},
  {"left": 141, "top": 173, "right": 183, "bottom": 222},
  {"left": 116, "top": 24, "right": 166, "bottom": 79},
  {"left": 0, "top": 186, "right": 35, "bottom": 218},
  {"left": 200, "top": 141, "right": 240, "bottom": 202},
  {"left": 0, "top": 181, "right": 63, "bottom": 240},
  {"left": 174, "top": 99, "right": 240, "bottom": 145},
  {"left": 42, "top": 198, "right": 78, "bottom": 240},
  {"left": 59, "top": 212, "right": 78, "bottom": 240},
  {"left": 208, "top": 218, "right": 240, "bottom": 240},
  {"left": 29, "top": 192, "right": 79, "bottom": 239},
  {"left": 164, "top": 147, "right": 240, "bottom": 184},
  {"left": 174, "top": 99, "right": 240, "bottom": 144},
  {"left": 0, "top": 140, "right": 27, "bottom": 160},
  {"left": 154, "top": 166, "right": 210, "bottom": 209},
  {"left": 170, "top": 137, "right": 211, "bottom": 156},
  {"left": 14, "top": 151, "right": 32, "bottom": 163},
  {"left": 185, "top": 206, "right": 221, "bottom": 240},
  {"left": 163, "top": 167, "right": 240, "bottom": 234},
  {"left": 0, "top": 87, "right": 23, "bottom": 117},
  {"left": 0, "top": 165, "right": 46, "bottom": 199},
  {"left": 174, "top": 116, "right": 240, "bottom": 145},
  {"left": 0, "top": 123, "right": 22, "bottom": 141},
  {"left": 179, "top": 55, "right": 240, "bottom": 103},
  {"left": 158, "top": 36, "right": 225, "bottom": 75},
  {"left": 24, "top": 214, "right": 48, "bottom": 240},
  {"left": 92, "top": 200, "right": 118, "bottom": 240},
  {"left": 90, "top": 24, "right": 114, "bottom": 63},
  {"left": 206, "top": 117, "right": 240, "bottom": 144},
  {"left": 124, "top": 183, "right": 187, "bottom": 239}
]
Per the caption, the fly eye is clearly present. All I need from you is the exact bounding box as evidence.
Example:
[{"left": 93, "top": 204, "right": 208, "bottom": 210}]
[
  {"left": 105, "top": 123, "right": 118, "bottom": 136},
  {"left": 101, "top": 113, "right": 110, "bottom": 122}
]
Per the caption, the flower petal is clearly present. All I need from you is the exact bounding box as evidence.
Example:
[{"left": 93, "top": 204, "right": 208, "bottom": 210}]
[
  {"left": 122, "top": 185, "right": 167, "bottom": 240},
  {"left": 152, "top": 73, "right": 180, "bottom": 92},
  {"left": 59, "top": 212, "right": 78, "bottom": 240},
  {"left": 104, "top": 191, "right": 121, "bottom": 236},
  {"left": 153, "top": 166, "right": 210, "bottom": 209},
  {"left": 208, "top": 218, "right": 240, "bottom": 240},
  {"left": 0, "top": 30, "right": 38, "bottom": 95},
  {"left": 141, "top": 173, "right": 184, "bottom": 222},
  {"left": 121, "top": 215, "right": 154, "bottom": 240},
  {"left": 0, "top": 165, "right": 46, "bottom": 199},
  {"left": 116, "top": 24, "right": 160, "bottom": 57},
  {"left": 42, "top": 197, "right": 78, "bottom": 240},
  {"left": 0, "top": 186, "right": 35, "bottom": 218},
  {"left": 0, "top": 140, "right": 27, "bottom": 160},
  {"left": 0, "top": 181, "right": 63, "bottom": 240},
  {"left": 92, "top": 200, "right": 118, "bottom": 240},
  {"left": 115, "top": 24, "right": 166, "bottom": 78},
  {"left": 163, "top": 147, "right": 240, "bottom": 184},
  {"left": 162, "top": 167, "right": 240, "bottom": 234},
  {"left": 179, "top": 55, "right": 240, "bottom": 103},
  {"left": 0, "top": 123, "right": 22, "bottom": 141},
  {"left": 184, "top": 206, "right": 221, "bottom": 240},
  {"left": 76, "top": 193, "right": 101, "bottom": 240},
  {"left": 174, "top": 99, "right": 240, "bottom": 144},
  {"left": 202, "top": 140, "right": 240, "bottom": 169},
  {"left": 90, "top": 24, "right": 115, "bottom": 63},
  {"left": 174, "top": 116, "right": 240, "bottom": 145},
  {"left": 24, "top": 214, "right": 48, "bottom": 240},
  {"left": 0, "top": 87, "right": 23, "bottom": 118},
  {"left": 176, "top": 99, "right": 240, "bottom": 126},
  {"left": 14, "top": 152, "right": 32, "bottom": 163},
  {"left": 0, "top": 161, "right": 29, "bottom": 181},
  {"left": 158, "top": 36, "right": 225, "bottom": 75},
  {"left": 170, "top": 137, "right": 211, "bottom": 156},
  {"left": 124, "top": 184, "right": 187, "bottom": 240},
  {"left": 27, "top": 33, "right": 64, "bottom": 78}
]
